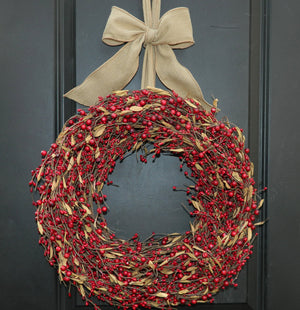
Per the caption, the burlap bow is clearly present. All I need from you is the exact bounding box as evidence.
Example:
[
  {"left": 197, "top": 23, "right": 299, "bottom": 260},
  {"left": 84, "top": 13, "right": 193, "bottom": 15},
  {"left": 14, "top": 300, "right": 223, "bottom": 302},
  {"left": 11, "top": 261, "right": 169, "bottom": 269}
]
[{"left": 64, "top": 0, "right": 211, "bottom": 111}]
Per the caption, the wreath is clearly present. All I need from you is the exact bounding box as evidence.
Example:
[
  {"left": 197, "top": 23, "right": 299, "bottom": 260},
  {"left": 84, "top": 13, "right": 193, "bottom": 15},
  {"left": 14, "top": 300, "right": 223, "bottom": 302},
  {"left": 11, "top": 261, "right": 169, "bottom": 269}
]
[{"left": 30, "top": 88, "right": 263, "bottom": 309}]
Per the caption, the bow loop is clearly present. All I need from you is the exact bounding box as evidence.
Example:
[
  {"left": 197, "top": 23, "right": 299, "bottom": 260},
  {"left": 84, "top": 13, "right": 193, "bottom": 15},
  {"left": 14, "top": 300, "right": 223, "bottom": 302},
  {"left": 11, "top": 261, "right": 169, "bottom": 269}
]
[
  {"left": 157, "top": 8, "right": 194, "bottom": 48},
  {"left": 102, "top": 6, "right": 146, "bottom": 46}
]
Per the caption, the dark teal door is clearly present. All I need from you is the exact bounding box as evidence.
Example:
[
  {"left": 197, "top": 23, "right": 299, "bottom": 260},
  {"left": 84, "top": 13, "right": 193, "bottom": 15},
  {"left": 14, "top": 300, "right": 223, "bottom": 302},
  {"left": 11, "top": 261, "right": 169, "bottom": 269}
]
[{"left": 1, "top": 1, "right": 299, "bottom": 310}]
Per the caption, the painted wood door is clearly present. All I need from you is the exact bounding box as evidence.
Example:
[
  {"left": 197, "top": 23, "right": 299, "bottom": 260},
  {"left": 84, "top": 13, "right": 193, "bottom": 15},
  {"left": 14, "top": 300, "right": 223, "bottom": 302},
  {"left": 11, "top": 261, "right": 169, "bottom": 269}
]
[{"left": 1, "top": 1, "right": 299, "bottom": 310}]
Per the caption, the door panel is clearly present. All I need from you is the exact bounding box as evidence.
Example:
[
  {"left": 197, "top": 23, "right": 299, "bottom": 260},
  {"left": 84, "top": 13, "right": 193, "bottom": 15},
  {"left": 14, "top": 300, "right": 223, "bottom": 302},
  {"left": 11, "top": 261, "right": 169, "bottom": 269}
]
[{"left": 0, "top": 1, "right": 57, "bottom": 310}]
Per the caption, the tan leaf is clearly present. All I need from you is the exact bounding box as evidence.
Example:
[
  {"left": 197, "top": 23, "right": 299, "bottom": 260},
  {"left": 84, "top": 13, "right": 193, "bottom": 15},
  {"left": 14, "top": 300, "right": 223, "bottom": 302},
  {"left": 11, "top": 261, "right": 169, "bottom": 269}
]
[
  {"left": 258, "top": 199, "right": 264, "bottom": 209},
  {"left": 76, "top": 149, "right": 82, "bottom": 165},
  {"left": 130, "top": 106, "right": 143, "bottom": 112},
  {"left": 130, "top": 281, "right": 145, "bottom": 286},
  {"left": 85, "top": 135, "right": 92, "bottom": 144},
  {"left": 223, "top": 180, "right": 231, "bottom": 189},
  {"left": 71, "top": 135, "right": 76, "bottom": 146},
  {"left": 113, "top": 90, "right": 128, "bottom": 96},
  {"left": 195, "top": 139, "right": 204, "bottom": 151},
  {"left": 79, "top": 285, "right": 85, "bottom": 297},
  {"left": 191, "top": 200, "right": 202, "bottom": 211},
  {"left": 63, "top": 202, "right": 73, "bottom": 215},
  {"left": 62, "top": 177, "right": 67, "bottom": 189},
  {"left": 187, "top": 252, "right": 198, "bottom": 260},
  {"left": 36, "top": 166, "right": 44, "bottom": 182},
  {"left": 37, "top": 221, "right": 44, "bottom": 235},
  {"left": 155, "top": 292, "right": 168, "bottom": 298},
  {"left": 146, "top": 87, "right": 170, "bottom": 96},
  {"left": 105, "top": 253, "right": 116, "bottom": 259},
  {"left": 148, "top": 260, "right": 156, "bottom": 270},
  {"left": 81, "top": 204, "right": 91, "bottom": 215},
  {"left": 232, "top": 171, "right": 242, "bottom": 183},
  {"left": 74, "top": 257, "right": 80, "bottom": 266},
  {"left": 94, "top": 147, "right": 100, "bottom": 159},
  {"left": 49, "top": 246, "right": 53, "bottom": 259},
  {"left": 67, "top": 157, "right": 74, "bottom": 171},
  {"left": 195, "top": 163, "right": 203, "bottom": 171},
  {"left": 84, "top": 225, "right": 92, "bottom": 233},
  {"left": 170, "top": 148, "right": 184, "bottom": 153},
  {"left": 254, "top": 220, "right": 266, "bottom": 226},
  {"left": 185, "top": 100, "right": 197, "bottom": 108},
  {"left": 178, "top": 288, "right": 190, "bottom": 294},
  {"left": 158, "top": 260, "right": 169, "bottom": 268},
  {"left": 160, "top": 268, "right": 174, "bottom": 275},
  {"left": 93, "top": 125, "right": 106, "bottom": 137},
  {"left": 213, "top": 98, "right": 219, "bottom": 108},
  {"left": 247, "top": 227, "right": 252, "bottom": 241}
]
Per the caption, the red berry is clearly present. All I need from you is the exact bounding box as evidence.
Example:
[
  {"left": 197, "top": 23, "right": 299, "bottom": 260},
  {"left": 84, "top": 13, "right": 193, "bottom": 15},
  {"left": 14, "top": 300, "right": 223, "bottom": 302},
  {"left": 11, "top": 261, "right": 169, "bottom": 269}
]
[{"left": 41, "top": 150, "right": 47, "bottom": 157}]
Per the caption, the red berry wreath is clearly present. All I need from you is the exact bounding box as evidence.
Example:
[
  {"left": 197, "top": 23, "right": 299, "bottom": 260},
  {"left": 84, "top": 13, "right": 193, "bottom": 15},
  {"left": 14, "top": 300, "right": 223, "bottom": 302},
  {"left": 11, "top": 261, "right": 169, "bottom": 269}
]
[{"left": 30, "top": 88, "right": 263, "bottom": 309}]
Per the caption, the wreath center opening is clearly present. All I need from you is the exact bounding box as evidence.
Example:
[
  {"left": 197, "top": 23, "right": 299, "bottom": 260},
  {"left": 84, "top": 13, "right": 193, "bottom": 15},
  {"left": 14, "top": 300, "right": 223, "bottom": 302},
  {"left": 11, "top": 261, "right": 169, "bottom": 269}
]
[{"left": 103, "top": 149, "right": 191, "bottom": 240}]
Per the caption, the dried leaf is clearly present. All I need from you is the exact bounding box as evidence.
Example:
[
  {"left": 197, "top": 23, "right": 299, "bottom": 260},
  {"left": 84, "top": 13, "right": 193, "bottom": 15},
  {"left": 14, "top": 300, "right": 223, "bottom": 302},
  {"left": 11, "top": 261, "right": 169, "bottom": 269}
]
[
  {"left": 130, "top": 281, "right": 145, "bottom": 286},
  {"left": 74, "top": 257, "right": 80, "bottom": 266},
  {"left": 71, "top": 135, "right": 76, "bottom": 146},
  {"left": 93, "top": 125, "right": 106, "bottom": 137},
  {"left": 160, "top": 268, "right": 174, "bottom": 275},
  {"left": 195, "top": 163, "right": 203, "bottom": 171},
  {"left": 79, "top": 285, "right": 85, "bottom": 298},
  {"left": 191, "top": 200, "right": 202, "bottom": 211},
  {"left": 258, "top": 199, "right": 264, "bottom": 209},
  {"left": 105, "top": 253, "right": 116, "bottom": 259},
  {"left": 130, "top": 106, "right": 143, "bottom": 112},
  {"left": 195, "top": 139, "right": 204, "bottom": 151},
  {"left": 67, "top": 157, "right": 74, "bottom": 171},
  {"left": 63, "top": 202, "right": 73, "bottom": 215},
  {"left": 223, "top": 180, "right": 231, "bottom": 189},
  {"left": 84, "top": 225, "right": 92, "bottom": 233},
  {"left": 232, "top": 171, "right": 242, "bottom": 183},
  {"left": 185, "top": 100, "right": 197, "bottom": 108},
  {"left": 113, "top": 90, "right": 128, "bottom": 96},
  {"left": 170, "top": 148, "right": 184, "bottom": 153},
  {"left": 157, "top": 260, "right": 168, "bottom": 268},
  {"left": 62, "top": 177, "right": 67, "bottom": 189},
  {"left": 76, "top": 149, "right": 82, "bottom": 165},
  {"left": 37, "top": 221, "right": 44, "bottom": 234},
  {"left": 49, "top": 246, "right": 53, "bottom": 259},
  {"left": 148, "top": 260, "right": 156, "bottom": 270},
  {"left": 109, "top": 274, "right": 118, "bottom": 283},
  {"left": 254, "top": 220, "right": 266, "bottom": 226},
  {"left": 81, "top": 204, "right": 91, "bottom": 215},
  {"left": 213, "top": 98, "right": 219, "bottom": 108},
  {"left": 85, "top": 135, "right": 92, "bottom": 144},
  {"left": 146, "top": 87, "right": 170, "bottom": 96},
  {"left": 36, "top": 166, "right": 44, "bottom": 182},
  {"left": 178, "top": 288, "right": 190, "bottom": 294},
  {"left": 155, "top": 292, "right": 168, "bottom": 298},
  {"left": 247, "top": 227, "right": 252, "bottom": 241},
  {"left": 187, "top": 252, "right": 198, "bottom": 260}
]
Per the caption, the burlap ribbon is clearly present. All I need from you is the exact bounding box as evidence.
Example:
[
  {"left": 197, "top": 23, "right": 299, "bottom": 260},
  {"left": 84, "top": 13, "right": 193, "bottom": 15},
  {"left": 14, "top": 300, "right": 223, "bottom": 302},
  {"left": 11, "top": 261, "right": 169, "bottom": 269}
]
[{"left": 64, "top": 0, "right": 211, "bottom": 111}]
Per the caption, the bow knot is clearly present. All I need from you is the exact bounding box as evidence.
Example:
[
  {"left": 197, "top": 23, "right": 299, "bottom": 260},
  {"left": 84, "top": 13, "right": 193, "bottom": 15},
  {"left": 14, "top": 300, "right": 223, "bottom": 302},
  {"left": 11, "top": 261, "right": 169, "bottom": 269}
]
[
  {"left": 64, "top": 0, "right": 212, "bottom": 112},
  {"left": 144, "top": 27, "right": 158, "bottom": 45}
]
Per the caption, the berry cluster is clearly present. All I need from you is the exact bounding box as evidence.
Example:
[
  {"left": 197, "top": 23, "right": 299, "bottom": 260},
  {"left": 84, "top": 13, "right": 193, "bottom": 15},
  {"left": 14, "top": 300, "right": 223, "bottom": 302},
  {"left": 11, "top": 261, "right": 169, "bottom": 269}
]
[{"left": 30, "top": 88, "right": 262, "bottom": 309}]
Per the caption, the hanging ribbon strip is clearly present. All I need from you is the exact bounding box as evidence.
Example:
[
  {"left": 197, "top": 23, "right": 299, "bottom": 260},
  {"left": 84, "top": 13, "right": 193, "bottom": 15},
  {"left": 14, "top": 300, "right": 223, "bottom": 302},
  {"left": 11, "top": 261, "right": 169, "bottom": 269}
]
[{"left": 64, "top": 0, "right": 212, "bottom": 111}]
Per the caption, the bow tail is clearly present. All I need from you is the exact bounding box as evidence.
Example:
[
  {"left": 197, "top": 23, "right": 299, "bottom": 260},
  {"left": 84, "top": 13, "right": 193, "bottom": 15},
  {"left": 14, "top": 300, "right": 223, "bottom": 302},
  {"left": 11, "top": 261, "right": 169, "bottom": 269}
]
[
  {"left": 155, "top": 45, "right": 213, "bottom": 111},
  {"left": 141, "top": 45, "right": 156, "bottom": 89},
  {"left": 64, "top": 37, "right": 144, "bottom": 106}
]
